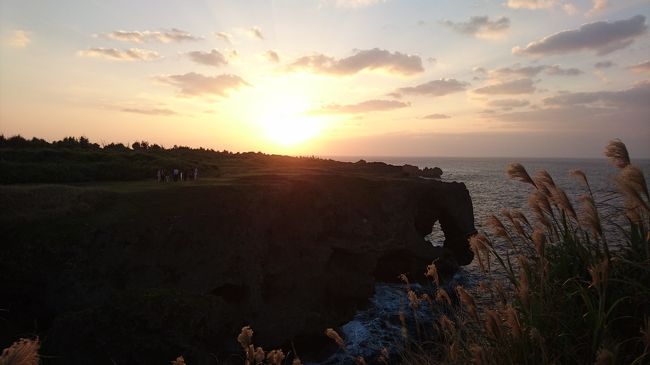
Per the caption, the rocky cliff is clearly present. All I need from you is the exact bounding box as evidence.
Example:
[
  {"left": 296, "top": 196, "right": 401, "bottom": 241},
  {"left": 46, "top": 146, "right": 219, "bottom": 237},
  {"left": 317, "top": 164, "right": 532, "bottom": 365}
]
[{"left": 0, "top": 173, "right": 475, "bottom": 364}]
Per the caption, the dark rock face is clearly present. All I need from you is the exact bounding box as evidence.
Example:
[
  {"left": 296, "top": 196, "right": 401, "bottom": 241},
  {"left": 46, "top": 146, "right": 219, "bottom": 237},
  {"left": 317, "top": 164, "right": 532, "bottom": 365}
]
[{"left": 0, "top": 174, "right": 475, "bottom": 364}]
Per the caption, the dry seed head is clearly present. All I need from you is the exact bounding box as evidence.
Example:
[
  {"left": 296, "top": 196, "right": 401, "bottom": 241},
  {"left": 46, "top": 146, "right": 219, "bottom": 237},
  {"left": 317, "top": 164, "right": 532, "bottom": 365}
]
[
  {"left": 517, "top": 268, "right": 530, "bottom": 309},
  {"left": 237, "top": 326, "right": 254, "bottom": 350},
  {"left": 266, "top": 349, "right": 285, "bottom": 365},
  {"left": 550, "top": 186, "right": 577, "bottom": 221},
  {"left": 588, "top": 258, "right": 609, "bottom": 291},
  {"left": 456, "top": 286, "right": 479, "bottom": 322},
  {"left": 448, "top": 341, "right": 459, "bottom": 362},
  {"left": 570, "top": 169, "right": 590, "bottom": 189},
  {"left": 507, "top": 163, "right": 536, "bottom": 186},
  {"left": 620, "top": 165, "right": 649, "bottom": 201},
  {"left": 504, "top": 305, "right": 522, "bottom": 339},
  {"left": 171, "top": 356, "right": 186, "bottom": 365},
  {"left": 494, "top": 281, "right": 508, "bottom": 306},
  {"left": 604, "top": 139, "right": 630, "bottom": 168},
  {"left": 532, "top": 227, "right": 546, "bottom": 257},
  {"left": 512, "top": 210, "right": 530, "bottom": 228},
  {"left": 469, "top": 344, "right": 488, "bottom": 365},
  {"left": 325, "top": 328, "right": 345, "bottom": 349},
  {"left": 398, "top": 274, "right": 410, "bottom": 286},
  {"left": 533, "top": 170, "right": 556, "bottom": 196},
  {"left": 425, "top": 263, "right": 439, "bottom": 286},
  {"left": 254, "top": 347, "right": 265, "bottom": 364},
  {"left": 0, "top": 338, "right": 40, "bottom": 365},
  {"left": 617, "top": 171, "right": 650, "bottom": 214},
  {"left": 579, "top": 195, "right": 602, "bottom": 237},
  {"left": 436, "top": 287, "right": 452, "bottom": 306},
  {"left": 487, "top": 215, "right": 513, "bottom": 246},
  {"left": 470, "top": 237, "right": 487, "bottom": 272},
  {"left": 420, "top": 293, "right": 433, "bottom": 307},
  {"left": 355, "top": 356, "right": 368, "bottom": 365},
  {"left": 528, "top": 192, "right": 551, "bottom": 228},
  {"left": 292, "top": 358, "right": 303, "bottom": 365},
  {"left": 595, "top": 348, "right": 614, "bottom": 365},
  {"left": 439, "top": 314, "right": 456, "bottom": 337},
  {"left": 407, "top": 289, "right": 420, "bottom": 309},
  {"left": 484, "top": 309, "right": 502, "bottom": 341}
]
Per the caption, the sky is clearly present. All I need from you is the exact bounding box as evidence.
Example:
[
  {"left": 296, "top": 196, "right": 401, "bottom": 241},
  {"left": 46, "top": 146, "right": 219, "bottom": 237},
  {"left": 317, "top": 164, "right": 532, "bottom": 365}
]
[{"left": 0, "top": 0, "right": 649, "bottom": 158}]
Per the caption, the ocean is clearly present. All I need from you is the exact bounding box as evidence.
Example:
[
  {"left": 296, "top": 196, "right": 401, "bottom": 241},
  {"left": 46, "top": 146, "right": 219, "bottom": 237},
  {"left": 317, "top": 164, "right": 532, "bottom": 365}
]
[{"left": 314, "top": 157, "right": 650, "bottom": 364}]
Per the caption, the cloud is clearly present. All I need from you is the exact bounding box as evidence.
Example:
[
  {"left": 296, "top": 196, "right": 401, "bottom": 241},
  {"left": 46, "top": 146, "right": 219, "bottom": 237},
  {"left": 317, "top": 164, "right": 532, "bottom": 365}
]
[
  {"left": 513, "top": 15, "right": 647, "bottom": 56},
  {"left": 487, "top": 99, "right": 531, "bottom": 110},
  {"left": 441, "top": 16, "right": 510, "bottom": 38},
  {"left": 7, "top": 30, "right": 31, "bottom": 48},
  {"left": 314, "top": 99, "right": 409, "bottom": 114},
  {"left": 264, "top": 50, "right": 280, "bottom": 63},
  {"left": 289, "top": 48, "right": 424, "bottom": 76},
  {"left": 78, "top": 47, "right": 160, "bottom": 61},
  {"left": 121, "top": 107, "right": 177, "bottom": 116},
  {"left": 543, "top": 81, "right": 650, "bottom": 108},
  {"left": 627, "top": 60, "right": 650, "bottom": 73},
  {"left": 187, "top": 49, "right": 228, "bottom": 67},
  {"left": 594, "top": 61, "right": 615, "bottom": 69},
  {"left": 422, "top": 113, "right": 451, "bottom": 119},
  {"left": 544, "top": 65, "right": 582, "bottom": 76},
  {"left": 215, "top": 31, "right": 232, "bottom": 44},
  {"left": 155, "top": 72, "right": 250, "bottom": 97},
  {"left": 102, "top": 28, "right": 202, "bottom": 43},
  {"left": 491, "top": 64, "right": 582, "bottom": 77},
  {"left": 249, "top": 27, "right": 264, "bottom": 40},
  {"left": 473, "top": 78, "right": 536, "bottom": 94},
  {"left": 586, "top": 0, "right": 608, "bottom": 17},
  {"left": 322, "top": 0, "right": 385, "bottom": 8},
  {"left": 505, "top": 0, "right": 556, "bottom": 9},
  {"left": 396, "top": 79, "right": 468, "bottom": 97}
]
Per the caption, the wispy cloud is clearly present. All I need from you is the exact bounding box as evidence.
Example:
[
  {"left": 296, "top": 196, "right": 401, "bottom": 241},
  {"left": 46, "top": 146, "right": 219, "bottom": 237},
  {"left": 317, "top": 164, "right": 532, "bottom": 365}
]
[
  {"left": 264, "top": 50, "right": 280, "bottom": 63},
  {"left": 594, "top": 61, "right": 615, "bottom": 69},
  {"left": 586, "top": 0, "right": 608, "bottom": 17},
  {"left": 627, "top": 60, "right": 650, "bottom": 73},
  {"left": 514, "top": 15, "right": 647, "bottom": 56},
  {"left": 186, "top": 49, "right": 228, "bottom": 67},
  {"left": 422, "top": 113, "right": 451, "bottom": 119},
  {"left": 473, "top": 79, "right": 536, "bottom": 94},
  {"left": 491, "top": 64, "right": 582, "bottom": 78},
  {"left": 154, "top": 72, "right": 250, "bottom": 97},
  {"left": 215, "top": 31, "right": 232, "bottom": 44},
  {"left": 544, "top": 65, "right": 582, "bottom": 76},
  {"left": 78, "top": 47, "right": 160, "bottom": 61},
  {"left": 7, "top": 30, "right": 31, "bottom": 48},
  {"left": 322, "top": 0, "right": 385, "bottom": 8},
  {"left": 121, "top": 107, "right": 177, "bottom": 116},
  {"left": 314, "top": 99, "right": 409, "bottom": 114},
  {"left": 505, "top": 0, "right": 556, "bottom": 10},
  {"left": 487, "top": 99, "right": 530, "bottom": 110},
  {"left": 441, "top": 16, "right": 510, "bottom": 39},
  {"left": 248, "top": 27, "right": 264, "bottom": 40},
  {"left": 101, "top": 29, "right": 202, "bottom": 43},
  {"left": 543, "top": 80, "right": 650, "bottom": 108},
  {"left": 289, "top": 48, "right": 424, "bottom": 76},
  {"left": 396, "top": 79, "right": 468, "bottom": 97}
]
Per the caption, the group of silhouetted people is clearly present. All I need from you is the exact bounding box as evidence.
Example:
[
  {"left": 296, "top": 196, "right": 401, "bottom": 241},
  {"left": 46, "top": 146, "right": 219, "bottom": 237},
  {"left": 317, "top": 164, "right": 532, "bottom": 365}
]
[{"left": 157, "top": 168, "right": 198, "bottom": 183}]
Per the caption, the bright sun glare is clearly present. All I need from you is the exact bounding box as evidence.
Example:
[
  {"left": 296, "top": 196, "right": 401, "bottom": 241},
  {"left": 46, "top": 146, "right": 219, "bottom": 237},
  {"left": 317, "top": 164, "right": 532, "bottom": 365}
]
[{"left": 257, "top": 94, "right": 324, "bottom": 147}]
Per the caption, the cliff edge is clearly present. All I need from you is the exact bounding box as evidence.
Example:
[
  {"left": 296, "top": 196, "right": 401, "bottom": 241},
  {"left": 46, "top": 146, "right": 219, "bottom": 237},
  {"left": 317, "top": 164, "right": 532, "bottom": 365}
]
[{"left": 0, "top": 172, "right": 475, "bottom": 364}]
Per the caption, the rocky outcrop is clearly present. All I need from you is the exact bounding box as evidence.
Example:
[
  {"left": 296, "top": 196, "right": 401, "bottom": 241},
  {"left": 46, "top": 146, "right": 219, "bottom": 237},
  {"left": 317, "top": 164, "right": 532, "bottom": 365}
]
[{"left": 0, "top": 173, "right": 475, "bottom": 364}]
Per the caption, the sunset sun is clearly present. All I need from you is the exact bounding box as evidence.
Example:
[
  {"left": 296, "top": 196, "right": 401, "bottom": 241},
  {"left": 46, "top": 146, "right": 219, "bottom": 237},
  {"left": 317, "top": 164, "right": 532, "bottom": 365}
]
[{"left": 256, "top": 94, "right": 325, "bottom": 147}]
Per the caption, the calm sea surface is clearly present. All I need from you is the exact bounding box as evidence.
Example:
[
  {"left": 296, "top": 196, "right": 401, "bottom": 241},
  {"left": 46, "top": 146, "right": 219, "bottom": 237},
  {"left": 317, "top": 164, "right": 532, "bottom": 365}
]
[{"left": 315, "top": 157, "right": 650, "bottom": 364}]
